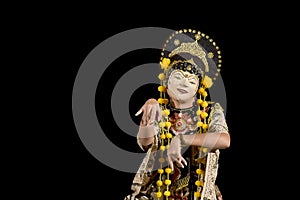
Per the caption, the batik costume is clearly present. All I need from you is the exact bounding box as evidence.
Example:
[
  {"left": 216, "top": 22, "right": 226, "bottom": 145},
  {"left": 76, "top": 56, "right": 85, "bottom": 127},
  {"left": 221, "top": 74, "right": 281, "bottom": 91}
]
[{"left": 125, "top": 29, "right": 229, "bottom": 200}]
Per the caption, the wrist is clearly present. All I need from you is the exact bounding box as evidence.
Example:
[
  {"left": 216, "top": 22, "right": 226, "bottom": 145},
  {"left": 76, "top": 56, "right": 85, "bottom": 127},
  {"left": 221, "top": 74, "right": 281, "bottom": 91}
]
[
  {"left": 179, "top": 134, "right": 195, "bottom": 146},
  {"left": 138, "top": 124, "right": 156, "bottom": 139},
  {"left": 179, "top": 134, "right": 187, "bottom": 146}
]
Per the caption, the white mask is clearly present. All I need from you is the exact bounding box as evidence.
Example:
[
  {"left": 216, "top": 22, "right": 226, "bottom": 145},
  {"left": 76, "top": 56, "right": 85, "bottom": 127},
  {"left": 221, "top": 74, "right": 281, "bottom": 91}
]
[{"left": 167, "top": 69, "right": 199, "bottom": 104}]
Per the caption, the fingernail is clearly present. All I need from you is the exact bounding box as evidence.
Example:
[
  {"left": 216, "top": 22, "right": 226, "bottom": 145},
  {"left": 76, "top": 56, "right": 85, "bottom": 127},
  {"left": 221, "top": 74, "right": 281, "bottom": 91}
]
[{"left": 135, "top": 110, "right": 141, "bottom": 116}]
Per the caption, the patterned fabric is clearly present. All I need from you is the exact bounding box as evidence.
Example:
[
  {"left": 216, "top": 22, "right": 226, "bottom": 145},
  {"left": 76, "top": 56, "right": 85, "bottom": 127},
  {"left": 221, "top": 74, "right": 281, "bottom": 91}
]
[{"left": 126, "top": 103, "right": 228, "bottom": 200}]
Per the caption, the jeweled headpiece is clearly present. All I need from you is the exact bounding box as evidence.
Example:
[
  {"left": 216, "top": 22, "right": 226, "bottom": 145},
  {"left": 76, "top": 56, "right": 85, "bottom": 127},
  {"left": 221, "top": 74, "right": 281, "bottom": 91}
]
[{"left": 158, "top": 28, "right": 222, "bottom": 89}]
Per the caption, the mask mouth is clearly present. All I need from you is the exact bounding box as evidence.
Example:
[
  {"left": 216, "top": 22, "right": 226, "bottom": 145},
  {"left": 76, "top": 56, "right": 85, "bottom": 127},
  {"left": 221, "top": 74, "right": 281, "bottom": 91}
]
[{"left": 177, "top": 88, "right": 188, "bottom": 94}]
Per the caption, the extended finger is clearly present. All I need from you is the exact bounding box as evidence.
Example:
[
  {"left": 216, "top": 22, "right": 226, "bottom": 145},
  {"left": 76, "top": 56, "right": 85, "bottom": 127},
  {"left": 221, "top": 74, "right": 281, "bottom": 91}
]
[
  {"left": 135, "top": 104, "right": 145, "bottom": 116},
  {"left": 174, "top": 157, "right": 185, "bottom": 168},
  {"left": 180, "top": 156, "right": 187, "bottom": 166},
  {"left": 135, "top": 108, "right": 142, "bottom": 116},
  {"left": 167, "top": 155, "right": 174, "bottom": 171}
]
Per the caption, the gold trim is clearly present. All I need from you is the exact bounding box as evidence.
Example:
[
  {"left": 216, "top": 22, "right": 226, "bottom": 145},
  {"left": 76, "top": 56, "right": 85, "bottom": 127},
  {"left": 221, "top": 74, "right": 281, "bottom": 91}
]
[{"left": 169, "top": 40, "right": 209, "bottom": 72}]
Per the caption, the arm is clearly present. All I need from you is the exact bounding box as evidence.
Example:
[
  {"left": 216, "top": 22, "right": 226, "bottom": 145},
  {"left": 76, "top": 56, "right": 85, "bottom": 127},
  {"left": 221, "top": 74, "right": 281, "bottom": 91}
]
[
  {"left": 181, "top": 131, "right": 230, "bottom": 150},
  {"left": 167, "top": 132, "right": 230, "bottom": 171},
  {"left": 137, "top": 124, "right": 156, "bottom": 150},
  {"left": 186, "top": 102, "right": 230, "bottom": 149},
  {"left": 167, "top": 103, "right": 230, "bottom": 170},
  {"left": 135, "top": 98, "right": 161, "bottom": 150}
]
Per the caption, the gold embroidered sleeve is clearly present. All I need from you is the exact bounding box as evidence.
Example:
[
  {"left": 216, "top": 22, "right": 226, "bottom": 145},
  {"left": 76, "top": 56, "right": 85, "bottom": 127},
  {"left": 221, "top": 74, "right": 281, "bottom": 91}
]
[{"left": 208, "top": 103, "right": 229, "bottom": 133}]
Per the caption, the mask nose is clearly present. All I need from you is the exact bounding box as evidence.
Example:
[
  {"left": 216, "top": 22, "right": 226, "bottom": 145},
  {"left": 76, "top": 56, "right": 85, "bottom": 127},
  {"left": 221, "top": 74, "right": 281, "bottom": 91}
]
[{"left": 179, "top": 77, "right": 188, "bottom": 87}]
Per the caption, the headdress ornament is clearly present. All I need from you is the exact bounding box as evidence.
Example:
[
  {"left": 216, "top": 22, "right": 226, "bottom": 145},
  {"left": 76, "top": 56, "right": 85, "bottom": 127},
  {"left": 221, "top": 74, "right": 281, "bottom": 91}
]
[{"left": 159, "top": 29, "right": 222, "bottom": 89}]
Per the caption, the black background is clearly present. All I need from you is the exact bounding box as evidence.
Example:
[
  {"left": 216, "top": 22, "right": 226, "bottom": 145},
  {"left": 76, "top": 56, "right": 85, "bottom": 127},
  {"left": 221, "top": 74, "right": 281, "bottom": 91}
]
[
  {"left": 11, "top": 4, "right": 289, "bottom": 200},
  {"left": 64, "top": 18, "right": 246, "bottom": 199},
  {"left": 68, "top": 24, "right": 230, "bottom": 200}
]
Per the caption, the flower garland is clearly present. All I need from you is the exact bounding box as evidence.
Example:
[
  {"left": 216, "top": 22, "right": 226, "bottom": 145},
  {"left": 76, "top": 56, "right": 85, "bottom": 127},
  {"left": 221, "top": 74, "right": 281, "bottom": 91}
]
[{"left": 156, "top": 28, "right": 222, "bottom": 200}]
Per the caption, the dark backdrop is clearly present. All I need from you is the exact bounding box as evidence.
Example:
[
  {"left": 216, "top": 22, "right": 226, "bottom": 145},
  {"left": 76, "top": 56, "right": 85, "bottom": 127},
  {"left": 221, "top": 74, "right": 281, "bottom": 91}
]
[
  {"left": 27, "top": 8, "right": 274, "bottom": 200},
  {"left": 66, "top": 19, "right": 243, "bottom": 199}
]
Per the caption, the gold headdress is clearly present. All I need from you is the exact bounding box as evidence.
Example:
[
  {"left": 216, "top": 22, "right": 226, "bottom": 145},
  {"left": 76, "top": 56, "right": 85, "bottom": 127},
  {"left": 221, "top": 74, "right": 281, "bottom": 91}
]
[{"left": 159, "top": 28, "right": 222, "bottom": 87}]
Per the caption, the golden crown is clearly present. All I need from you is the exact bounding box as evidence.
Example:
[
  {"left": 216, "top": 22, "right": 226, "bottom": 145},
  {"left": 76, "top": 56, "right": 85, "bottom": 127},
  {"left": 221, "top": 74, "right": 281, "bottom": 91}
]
[{"left": 159, "top": 29, "right": 222, "bottom": 87}]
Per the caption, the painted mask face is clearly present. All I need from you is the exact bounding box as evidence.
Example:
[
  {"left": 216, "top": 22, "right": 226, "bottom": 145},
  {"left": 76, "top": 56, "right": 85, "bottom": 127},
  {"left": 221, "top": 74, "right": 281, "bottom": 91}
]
[{"left": 167, "top": 69, "right": 199, "bottom": 103}]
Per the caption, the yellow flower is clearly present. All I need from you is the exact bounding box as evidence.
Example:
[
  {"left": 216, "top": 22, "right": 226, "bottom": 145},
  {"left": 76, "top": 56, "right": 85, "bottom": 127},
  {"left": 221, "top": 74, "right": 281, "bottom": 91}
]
[
  {"left": 165, "top": 168, "right": 172, "bottom": 173},
  {"left": 202, "top": 75, "right": 213, "bottom": 88},
  {"left": 194, "top": 191, "right": 201, "bottom": 197},
  {"left": 159, "top": 122, "right": 165, "bottom": 128},
  {"left": 197, "top": 99, "right": 203, "bottom": 105},
  {"left": 200, "top": 112, "right": 208, "bottom": 119},
  {"left": 195, "top": 180, "right": 204, "bottom": 186},
  {"left": 202, "top": 123, "right": 209, "bottom": 129},
  {"left": 165, "top": 121, "right": 171, "bottom": 128},
  {"left": 196, "top": 110, "right": 202, "bottom": 116},
  {"left": 160, "top": 58, "right": 171, "bottom": 69},
  {"left": 163, "top": 98, "right": 169, "bottom": 104},
  {"left": 160, "top": 134, "right": 166, "bottom": 139},
  {"left": 158, "top": 86, "right": 166, "bottom": 92},
  {"left": 164, "top": 179, "right": 171, "bottom": 185},
  {"left": 162, "top": 109, "right": 170, "bottom": 116},
  {"left": 158, "top": 73, "right": 165, "bottom": 80},
  {"left": 201, "top": 101, "right": 208, "bottom": 108},
  {"left": 156, "top": 192, "right": 162, "bottom": 198},
  {"left": 198, "top": 87, "right": 205, "bottom": 94},
  {"left": 156, "top": 180, "right": 163, "bottom": 186},
  {"left": 197, "top": 121, "right": 203, "bottom": 127},
  {"left": 157, "top": 98, "right": 164, "bottom": 104},
  {"left": 164, "top": 191, "right": 171, "bottom": 197},
  {"left": 196, "top": 169, "right": 204, "bottom": 174}
]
